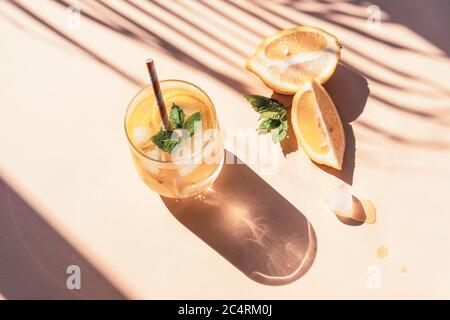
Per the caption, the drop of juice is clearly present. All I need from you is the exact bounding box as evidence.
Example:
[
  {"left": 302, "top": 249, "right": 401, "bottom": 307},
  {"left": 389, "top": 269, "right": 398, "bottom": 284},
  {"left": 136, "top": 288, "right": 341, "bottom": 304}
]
[
  {"left": 360, "top": 199, "right": 376, "bottom": 224},
  {"left": 377, "top": 246, "right": 389, "bottom": 259}
]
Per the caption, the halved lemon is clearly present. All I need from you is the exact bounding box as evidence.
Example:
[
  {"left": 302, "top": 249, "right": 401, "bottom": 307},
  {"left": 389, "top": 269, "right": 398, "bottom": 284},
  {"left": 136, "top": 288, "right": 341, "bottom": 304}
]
[
  {"left": 291, "top": 80, "right": 345, "bottom": 170},
  {"left": 246, "top": 26, "right": 341, "bottom": 94}
]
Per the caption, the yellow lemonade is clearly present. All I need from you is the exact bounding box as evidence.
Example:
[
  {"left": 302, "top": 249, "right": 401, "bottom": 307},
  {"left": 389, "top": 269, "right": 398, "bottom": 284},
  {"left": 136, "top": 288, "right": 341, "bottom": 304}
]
[{"left": 125, "top": 80, "right": 224, "bottom": 198}]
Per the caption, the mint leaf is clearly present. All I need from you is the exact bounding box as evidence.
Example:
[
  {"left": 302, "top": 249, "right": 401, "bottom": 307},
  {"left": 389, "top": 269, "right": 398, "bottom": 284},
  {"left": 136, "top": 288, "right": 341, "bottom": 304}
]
[
  {"left": 245, "top": 95, "right": 270, "bottom": 111},
  {"left": 245, "top": 95, "right": 288, "bottom": 143},
  {"left": 271, "top": 120, "right": 288, "bottom": 143},
  {"left": 259, "top": 109, "right": 281, "bottom": 119},
  {"left": 269, "top": 118, "right": 282, "bottom": 129},
  {"left": 184, "top": 112, "right": 202, "bottom": 136},
  {"left": 151, "top": 105, "right": 202, "bottom": 152},
  {"left": 151, "top": 129, "right": 181, "bottom": 152},
  {"left": 258, "top": 118, "right": 273, "bottom": 131},
  {"left": 169, "top": 103, "right": 185, "bottom": 129},
  {"left": 258, "top": 118, "right": 281, "bottom": 132},
  {"left": 245, "top": 95, "right": 286, "bottom": 118}
]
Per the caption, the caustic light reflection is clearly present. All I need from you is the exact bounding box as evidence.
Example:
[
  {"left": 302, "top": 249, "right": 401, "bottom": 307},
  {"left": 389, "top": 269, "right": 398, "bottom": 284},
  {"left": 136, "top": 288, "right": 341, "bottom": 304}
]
[
  {"left": 249, "top": 222, "right": 316, "bottom": 285},
  {"left": 198, "top": 188, "right": 316, "bottom": 285}
]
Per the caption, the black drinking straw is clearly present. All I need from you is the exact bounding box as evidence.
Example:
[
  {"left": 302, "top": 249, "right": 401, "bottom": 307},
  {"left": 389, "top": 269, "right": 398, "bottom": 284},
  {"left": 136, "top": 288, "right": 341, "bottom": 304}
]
[{"left": 146, "top": 59, "right": 170, "bottom": 131}]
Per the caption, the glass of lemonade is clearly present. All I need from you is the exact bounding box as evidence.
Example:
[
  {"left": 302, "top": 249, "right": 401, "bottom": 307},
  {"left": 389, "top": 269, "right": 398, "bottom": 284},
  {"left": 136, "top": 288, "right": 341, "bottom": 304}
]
[{"left": 125, "top": 80, "right": 224, "bottom": 198}]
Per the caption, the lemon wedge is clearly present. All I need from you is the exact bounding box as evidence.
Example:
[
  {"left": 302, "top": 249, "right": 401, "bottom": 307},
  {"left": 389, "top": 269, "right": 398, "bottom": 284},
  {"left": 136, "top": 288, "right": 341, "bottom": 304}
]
[{"left": 291, "top": 80, "right": 345, "bottom": 170}]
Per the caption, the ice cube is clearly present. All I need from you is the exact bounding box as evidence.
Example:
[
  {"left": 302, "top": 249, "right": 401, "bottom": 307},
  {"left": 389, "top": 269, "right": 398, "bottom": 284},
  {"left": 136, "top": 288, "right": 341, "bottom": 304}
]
[
  {"left": 324, "top": 184, "right": 353, "bottom": 215},
  {"left": 145, "top": 148, "right": 163, "bottom": 161},
  {"left": 177, "top": 163, "right": 200, "bottom": 177},
  {"left": 145, "top": 148, "right": 163, "bottom": 174},
  {"left": 133, "top": 127, "right": 151, "bottom": 144},
  {"left": 325, "top": 184, "right": 369, "bottom": 223}
]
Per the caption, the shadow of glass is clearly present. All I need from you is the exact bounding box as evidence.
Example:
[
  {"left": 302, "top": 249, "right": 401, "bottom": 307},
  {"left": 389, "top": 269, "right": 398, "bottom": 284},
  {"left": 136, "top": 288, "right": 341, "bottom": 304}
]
[
  {"left": 0, "top": 177, "right": 125, "bottom": 299},
  {"left": 161, "top": 151, "right": 317, "bottom": 286}
]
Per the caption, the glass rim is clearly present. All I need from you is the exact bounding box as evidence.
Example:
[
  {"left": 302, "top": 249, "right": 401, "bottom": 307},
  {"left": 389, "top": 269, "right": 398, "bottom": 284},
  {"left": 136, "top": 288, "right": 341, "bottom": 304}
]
[{"left": 124, "top": 79, "right": 220, "bottom": 164}]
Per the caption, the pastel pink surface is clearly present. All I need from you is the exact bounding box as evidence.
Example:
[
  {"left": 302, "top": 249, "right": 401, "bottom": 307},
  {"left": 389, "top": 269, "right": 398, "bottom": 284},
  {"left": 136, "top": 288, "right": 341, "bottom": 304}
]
[{"left": 0, "top": 0, "right": 449, "bottom": 299}]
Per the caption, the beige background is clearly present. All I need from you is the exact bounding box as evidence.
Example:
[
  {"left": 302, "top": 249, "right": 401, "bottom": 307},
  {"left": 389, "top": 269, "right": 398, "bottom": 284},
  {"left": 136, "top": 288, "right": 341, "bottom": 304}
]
[{"left": 1, "top": 0, "right": 449, "bottom": 299}]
